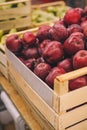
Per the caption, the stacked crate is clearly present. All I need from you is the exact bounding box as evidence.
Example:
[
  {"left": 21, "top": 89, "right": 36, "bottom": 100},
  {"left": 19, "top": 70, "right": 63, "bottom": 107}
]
[{"left": 0, "top": 0, "right": 31, "bottom": 78}]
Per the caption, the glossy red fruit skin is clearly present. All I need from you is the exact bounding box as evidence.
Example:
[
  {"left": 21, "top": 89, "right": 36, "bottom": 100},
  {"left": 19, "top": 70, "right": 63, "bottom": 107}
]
[
  {"left": 39, "top": 39, "right": 51, "bottom": 55},
  {"left": 34, "top": 62, "right": 51, "bottom": 80},
  {"left": 57, "top": 58, "right": 73, "bottom": 72},
  {"left": 42, "top": 41, "right": 64, "bottom": 64},
  {"left": 21, "top": 47, "right": 39, "bottom": 59},
  {"left": 67, "top": 24, "right": 83, "bottom": 36},
  {"left": 64, "top": 35, "right": 85, "bottom": 56},
  {"left": 74, "top": 8, "right": 84, "bottom": 16},
  {"left": 22, "top": 31, "right": 36, "bottom": 47},
  {"left": 69, "top": 76, "right": 87, "bottom": 91},
  {"left": 49, "top": 23, "right": 68, "bottom": 42},
  {"left": 70, "top": 32, "right": 85, "bottom": 40},
  {"left": 45, "top": 67, "right": 66, "bottom": 89},
  {"left": 24, "top": 58, "right": 35, "bottom": 71},
  {"left": 6, "top": 34, "right": 22, "bottom": 53},
  {"left": 36, "top": 25, "right": 51, "bottom": 42},
  {"left": 73, "top": 50, "right": 87, "bottom": 69},
  {"left": 64, "top": 8, "right": 81, "bottom": 26}
]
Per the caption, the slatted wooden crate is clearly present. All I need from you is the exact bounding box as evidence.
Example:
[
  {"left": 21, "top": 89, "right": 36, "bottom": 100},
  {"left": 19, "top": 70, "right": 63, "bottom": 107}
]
[
  {"left": 0, "top": 0, "right": 31, "bottom": 78},
  {"left": 0, "top": 0, "right": 31, "bottom": 31},
  {"left": 5, "top": 28, "right": 87, "bottom": 130}
]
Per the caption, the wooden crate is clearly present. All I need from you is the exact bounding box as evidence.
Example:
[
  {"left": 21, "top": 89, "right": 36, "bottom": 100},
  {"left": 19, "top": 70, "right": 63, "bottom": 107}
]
[
  {"left": 5, "top": 27, "right": 87, "bottom": 130},
  {"left": 31, "top": 1, "right": 69, "bottom": 27},
  {"left": 0, "top": 0, "right": 31, "bottom": 31}
]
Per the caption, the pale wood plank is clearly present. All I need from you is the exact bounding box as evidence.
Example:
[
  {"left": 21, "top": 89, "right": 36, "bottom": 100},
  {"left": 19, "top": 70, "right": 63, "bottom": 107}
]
[
  {"left": 67, "top": 120, "right": 87, "bottom": 130},
  {"left": 60, "top": 87, "right": 87, "bottom": 112},
  {"left": 0, "top": 16, "right": 31, "bottom": 31},
  {"left": 0, "top": 5, "right": 31, "bottom": 20},
  {"left": 59, "top": 104, "right": 87, "bottom": 130}
]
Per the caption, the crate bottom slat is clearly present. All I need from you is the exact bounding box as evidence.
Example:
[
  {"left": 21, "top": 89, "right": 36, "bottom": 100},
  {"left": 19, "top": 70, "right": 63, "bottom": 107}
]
[{"left": 66, "top": 119, "right": 87, "bottom": 130}]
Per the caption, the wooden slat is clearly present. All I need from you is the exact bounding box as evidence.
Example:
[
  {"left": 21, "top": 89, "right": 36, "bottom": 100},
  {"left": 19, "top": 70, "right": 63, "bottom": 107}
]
[
  {"left": 66, "top": 120, "right": 87, "bottom": 130},
  {"left": 0, "top": 15, "right": 31, "bottom": 31},
  {"left": 0, "top": 5, "right": 31, "bottom": 20},
  {"left": 32, "top": 1, "right": 66, "bottom": 8},
  {"left": 59, "top": 104, "right": 87, "bottom": 130},
  {"left": 0, "top": 0, "right": 29, "bottom": 6},
  {"left": 56, "top": 67, "right": 87, "bottom": 82},
  {"left": 60, "top": 87, "right": 87, "bottom": 112},
  {"left": 0, "top": 0, "right": 31, "bottom": 31}
]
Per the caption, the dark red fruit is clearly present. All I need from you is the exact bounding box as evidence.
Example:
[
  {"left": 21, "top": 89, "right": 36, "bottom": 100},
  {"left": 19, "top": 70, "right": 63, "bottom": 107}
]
[
  {"left": 24, "top": 58, "right": 35, "bottom": 70},
  {"left": 67, "top": 24, "right": 83, "bottom": 36},
  {"left": 73, "top": 50, "right": 87, "bottom": 69},
  {"left": 34, "top": 62, "right": 51, "bottom": 80},
  {"left": 49, "top": 23, "right": 68, "bottom": 42},
  {"left": 42, "top": 41, "right": 64, "bottom": 64},
  {"left": 69, "top": 76, "right": 87, "bottom": 91},
  {"left": 64, "top": 8, "right": 81, "bottom": 26},
  {"left": 45, "top": 67, "right": 66, "bottom": 89},
  {"left": 22, "top": 47, "right": 39, "bottom": 59},
  {"left": 70, "top": 32, "right": 85, "bottom": 40},
  {"left": 39, "top": 39, "right": 51, "bottom": 55},
  {"left": 22, "top": 31, "right": 36, "bottom": 47},
  {"left": 36, "top": 24, "right": 51, "bottom": 42},
  {"left": 6, "top": 34, "right": 22, "bottom": 53},
  {"left": 57, "top": 58, "right": 73, "bottom": 72},
  {"left": 64, "top": 35, "right": 85, "bottom": 55}
]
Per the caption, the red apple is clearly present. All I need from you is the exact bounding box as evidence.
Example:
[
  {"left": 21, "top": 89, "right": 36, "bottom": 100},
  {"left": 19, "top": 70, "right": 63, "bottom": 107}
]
[
  {"left": 45, "top": 67, "right": 66, "bottom": 89},
  {"left": 34, "top": 62, "right": 51, "bottom": 80},
  {"left": 22, "top": 31, "right": 36, "bottom": 48},
  {"left": 38, "top": 39, "right": 51, "bottom": 55},
  {"left": 36, "top": 24, "right": 51, "bottom": 42},
  {"left": 74, "top": 8, "right": 84, "bottom": 16},
  {"left": 73, "top": 50, "right": 87, "bottom": 69},
  {"left": 6, "top": 34, "right": 22, "bottom": 53},
  {"left": 67, "top": 24, "right": 83, "bottom": 36},
  {"left": 22, "top": 47, "right": 39, "bottom": 59},
  {"left": 70, "top": 32, "right": 85, "bottom": 40},
  {"left": 49, "top": 23, "right": 68, "bottom": 42},
  {"left": 69, "top": 76, "right": 87, "bottom": 91},
  {"left": 64, "top": 35, "right": 85, "bottom": 55},
  {"left": 24, "top": 58, "right": 35, "bottom": 71},
  {"left": 64, "top": 8, "right": 81, "bottom": 26},
  {"left": 57, "top": 58, "right": 73, "bottom": 72},
  {"left": 42, "top": 41, "right": 64, "bottom": 64}
]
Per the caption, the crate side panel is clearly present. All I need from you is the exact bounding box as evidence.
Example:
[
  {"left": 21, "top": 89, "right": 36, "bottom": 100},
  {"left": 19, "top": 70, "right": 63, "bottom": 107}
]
[
  {"left": 59, "top": 104, "right": 87, "bottom": 129},
  {"left": 60, "top": 87, "right": 87, "bottom": 112}
]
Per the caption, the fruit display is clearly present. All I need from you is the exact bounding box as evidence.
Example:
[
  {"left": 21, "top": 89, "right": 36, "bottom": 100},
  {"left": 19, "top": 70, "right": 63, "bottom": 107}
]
[
  {"left": 6, "top": 6, "right": 87, "bottom": 91},
  {"left": 32, "top": 2, "right": 69, "bottom": 26}
]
